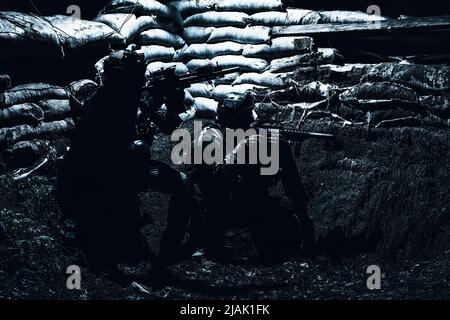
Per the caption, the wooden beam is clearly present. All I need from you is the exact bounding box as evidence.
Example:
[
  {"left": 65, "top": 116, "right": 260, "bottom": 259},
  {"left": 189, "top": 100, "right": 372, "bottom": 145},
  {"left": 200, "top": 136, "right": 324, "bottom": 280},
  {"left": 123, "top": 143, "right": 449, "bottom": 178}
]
[{"left": 271, "top": 16, "right": 450, "bottom": 38}]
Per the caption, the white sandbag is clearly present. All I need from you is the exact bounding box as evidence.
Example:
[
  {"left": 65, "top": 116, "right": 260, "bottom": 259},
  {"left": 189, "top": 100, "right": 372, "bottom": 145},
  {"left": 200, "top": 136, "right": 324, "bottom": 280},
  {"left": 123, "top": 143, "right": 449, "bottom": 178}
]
[
  {"left": 211, "top": 55, "right": 268, "bottom": 72},
  {"left": 266, "top": 48, "right": 342, "bottom": 73},
  {"left": 186, "top": 59, "right": 215, "bottom": 71},
  {"left": 44, "top": 15, "right": 124, "bottom": 51},
  {"left": 0, "top": 12, "right": 62, "bottom": 58},
  {"left": 145, "top": 62, "right": 189, "bottom": 76},
  {"left": 95, "top": 14, "right": 178, "bottom": 36},
  {"left": 184, "top": 12, "right": 250, "bottom": 27},
  {"left": 0, "top": 103, "right": 44, "bottom": 127},
  {"left": 102, "top": 0, "right": 182, "bottom": 24},
  {"left": 215, "top": 0, "right": 284, "bottom": 12},
  {"left": 212, "top": 72, "right": 240, "bottom": 85},
  {"left": 140, "top": 29, "right": 185, "bottom": 48},
  {"left": 186, "top": 83, "right": 215, "bottom": 98},
  {"left": 38, "top": 99, "right": 71, "bottom": 120},
  {"left": 0, "top": 83, "right": 69, "bottom": 108},
  {"left": 0, "top": 119, "right": 75, "bottom": 146},
  {"left": 182, "top": 26, "right": 215, "bottom": 43},
  {"left": 243, "top": 37, "right": 313, "bottom": 59},
  {"left": 213, "top": 84, "right": 267, "bottom": 100},
  {"left": 207, "top": 26, "right": 271, "bottom": 44},
  {"left": 169, "top": 0, "right": 216, "bottom": 18},
  {"left": 192, "top": 97, "right": 218, "bottom": 118},
  {"left": 232, "top": 72, "right": 290, "bottom": 88},
  {"left": 181, "top": 42, "right": 243, "bottom": 59},
  {"left": 136, "top": 45, "right": 176, "bottom": 62},
  {"left": 318, "top": 11, "right": 389, "bottom": 24},
  {"left": 246, "top": 9, "right": 321, "bottom": 26}
]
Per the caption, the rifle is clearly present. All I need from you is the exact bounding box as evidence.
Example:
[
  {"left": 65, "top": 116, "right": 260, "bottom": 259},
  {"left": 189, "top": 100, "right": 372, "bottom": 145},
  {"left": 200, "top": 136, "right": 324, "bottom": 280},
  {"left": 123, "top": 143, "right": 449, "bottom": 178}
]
[
  {"left": 253, "top": 121, "right": 335, "bottom": 141},
  {"left": 144, "top": 65, "right": 240, "bottom": 93}
]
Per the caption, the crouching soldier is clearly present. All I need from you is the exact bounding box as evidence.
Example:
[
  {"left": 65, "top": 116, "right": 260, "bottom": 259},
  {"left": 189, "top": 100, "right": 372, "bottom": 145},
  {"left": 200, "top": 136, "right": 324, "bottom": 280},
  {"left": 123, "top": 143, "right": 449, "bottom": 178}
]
[
  {"left": 57, "top": 49, "right": 197, "bottom": 285},
  {"left": 190, "top": 92, "right": 316, "bottom": 264}
]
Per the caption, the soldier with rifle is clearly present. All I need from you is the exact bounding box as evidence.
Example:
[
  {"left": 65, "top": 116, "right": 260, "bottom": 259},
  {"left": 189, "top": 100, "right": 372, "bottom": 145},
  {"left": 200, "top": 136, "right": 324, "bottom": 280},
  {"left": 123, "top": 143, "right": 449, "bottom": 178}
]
[
  {"left": 57, "top": 48, "right": 238, "bottom": 285},
  {"left": 190, "top": 91, "right": 333, "bottom": 264}
]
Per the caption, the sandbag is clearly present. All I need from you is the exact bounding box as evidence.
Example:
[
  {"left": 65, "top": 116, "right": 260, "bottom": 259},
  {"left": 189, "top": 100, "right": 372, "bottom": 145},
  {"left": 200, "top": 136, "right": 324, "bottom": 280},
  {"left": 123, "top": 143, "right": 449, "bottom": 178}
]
[
  {"left": 44, "top": 15, "right": 124, "bottom": 51},
  {"left": 186, "top": 83, "right": 215, "bottom": 98},
  {"left": 246, "top": 9, "right": 321, "bottom": 26},
  {"left": 102, "top": 0, "right": 182, "bottom": 24},
  {"left": 94, "top": 13, "right": 177, "bottom": 41},
  {"left": 186, "top": 59, "right": 214, "bottom": 71},
  {"left": 212, "top": 72, "right": 240, "bottom": 85},
  {"left": 169, "top": 0, "right": 216, "bottom": 18},
  {"left": 0, "top": 83, "right": 69, "bottom": 108},
  {"left": 233, "top": 72, "right": 290, "bottom": 89},
  {"left": 0, "top": 103, "right": 44, "bottom": 127},
  {"left": 140, "top": 29, "right": 185, "bottom": 48},
  {"left": 192, "top": 97, "right": 218, "bottom": 118},
  {"left": 318, "top": 10, "right": 389, "bottom": 24},
  {"left": 364, "top": 63, "right": 450, "bottom": 94},
  {"left": 211, "top": 55, "right": 268, "bottom": 73},
  {"left": 207, "top": 26, "right": 271, "bottom": 44},
  {"left": 69, "top": 79, "right": 98, "bottom": 102},
  {"left": 243, "top": 37, "right": 313, "bottom": 59},
  {"left": 182, "top": 26, "right": 215, "bottom": 43},
  {"left": 38, "top": 100, "right": 71, "bottom": 120},
  {"left": 269, "top": 81, "right": 336, "bottom": 103},
  {"left": 0, "top": 75, "right": 12, "bottom": 91},
  {"left": 213, "top": 84, "right": 267, "bottom": 100},
  {"left": 181, "top": 42, "right": 243, "bottom": 59},
  {"left": 266, "top": 48, "right": 343, "bottom": 73},
  {"left": 0, "top": 119, "right": 74, "bottom": 147},
  {"left": 0, "top": 12, "right": 62, "bottom": 59},
  {"left": 2, "top": 139, "right": 52, "bottom": 170},
  {"left": 145, "top": 62, "right": 189, "bottom": 76},
  {"left": 137, "top": 45, "right": 176, "bottom": 62},
  {"left": 419, "top": 95, "right": 450, "bottom": 119},
  {"left": 215, "top": 0, "right": 284, "bottom": 12},
  {"left": 339, "top": 82, "right": 420, "bottom": 111},
  {"left": 184, "top": 12, "right": 250, "bottom": 27}
]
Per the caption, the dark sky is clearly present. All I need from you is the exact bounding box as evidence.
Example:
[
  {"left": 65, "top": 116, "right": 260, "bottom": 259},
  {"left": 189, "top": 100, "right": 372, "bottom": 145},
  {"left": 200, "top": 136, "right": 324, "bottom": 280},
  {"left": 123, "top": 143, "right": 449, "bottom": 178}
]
[{"left": 0, "top": 0, "right": 449, "bottom": 19}]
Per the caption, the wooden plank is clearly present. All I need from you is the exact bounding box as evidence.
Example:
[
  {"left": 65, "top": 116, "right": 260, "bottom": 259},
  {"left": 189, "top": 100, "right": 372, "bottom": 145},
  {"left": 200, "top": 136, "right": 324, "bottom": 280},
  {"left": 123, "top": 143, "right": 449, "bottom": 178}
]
[{"left": 271, "top": 16, "right": 450, "bottom": 38}]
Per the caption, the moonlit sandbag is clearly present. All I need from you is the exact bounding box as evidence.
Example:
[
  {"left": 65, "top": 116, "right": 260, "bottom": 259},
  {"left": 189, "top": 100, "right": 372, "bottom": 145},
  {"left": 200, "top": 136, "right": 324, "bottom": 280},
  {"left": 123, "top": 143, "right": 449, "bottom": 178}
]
[
  {"left": 246, "top": 9, "right": 321, "bottom": 26},
  {"left": 182, "top": 26, "right": 215, "bottom": 43},
  {"left": 211, "top": 55, "right": 268, "bottom": 72},
  {"left": 232, "top": 72, "right": 290, "bottom": 88},
  {"left": 186, "top": 59, "right": 215, "bottom": 71},
  {"left": 0, "top": 103, "right": 44, "bottom": 127},
  {"left": 207, "top": 26, "right": 271, "bottom": 44},
  {"left": 169, "top": 0, "right": 216, "bottom": 18},
  {"left": 0, "top": 83, "right": 69, "bottom": 107},
  {"left": 212, "top": 72, "right": 240, "bottom": 85},
  {"left": 186, "top": 83, "right": 215, "bottom": 98},
  {"left": 38, "top": 99, "right": 71, "bottom": 121},
  {"left": 184, "top": 12, "right": 250, "bottom": 27},
  {"left": 102, "top": 0, "right": 182, "bottom": 24},
  {"left": 0, "top": 12, "right": 62, "bottom": 59},
  {"left": 136, "top": 45, "right": 176, "bottom": 62},
  {"left": 140, "top": 29, "right": 185, "bottom": 48},
  {"left": 182, "top": 42, "right": 243, "bottom": 59},
  {"left": 145, "top": 62, "right": 189, "bottom": 76},
  {"left": 243, "top": 37, "right": 313, "bottom": 59},
  {"left": 215, "top": 0, "right": 284, "bottom": 12},
  {"left": 44, "top": 15, "right": 124, "bottom": 51},
  {"left": 192, "top": 97, "right": 219, "bottom": 118}
]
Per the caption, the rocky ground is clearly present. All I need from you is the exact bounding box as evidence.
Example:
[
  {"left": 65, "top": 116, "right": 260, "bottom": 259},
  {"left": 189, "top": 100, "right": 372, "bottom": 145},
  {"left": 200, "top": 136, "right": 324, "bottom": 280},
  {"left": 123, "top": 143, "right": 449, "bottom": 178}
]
[{"left": 0, "top": 118, "right": 449, "bottom": 300}]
